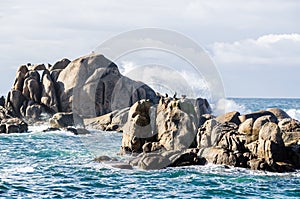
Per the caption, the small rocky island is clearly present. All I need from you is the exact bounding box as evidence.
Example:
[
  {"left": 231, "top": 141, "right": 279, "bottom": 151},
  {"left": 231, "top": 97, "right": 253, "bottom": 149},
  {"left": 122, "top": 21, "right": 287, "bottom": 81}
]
[{"left": 1, "top": 53, "right": 300, "bottom": 172}]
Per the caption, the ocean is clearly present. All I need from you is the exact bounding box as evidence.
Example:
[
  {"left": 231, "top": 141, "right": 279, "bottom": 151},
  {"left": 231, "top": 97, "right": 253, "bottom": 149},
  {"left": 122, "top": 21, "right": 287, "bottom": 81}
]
[{"left": 1, "top": 98, "right": 300, "bottom": 198}]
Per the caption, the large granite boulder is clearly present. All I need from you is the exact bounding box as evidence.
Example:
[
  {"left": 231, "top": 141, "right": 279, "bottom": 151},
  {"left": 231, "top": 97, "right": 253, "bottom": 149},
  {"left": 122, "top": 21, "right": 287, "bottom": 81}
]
[
  {"left": 267, "top": 108, "right": 290, "bottom": 120},
  {"left": 121, "top": 100, "right": 154, "bottom": 153},
  {"left": 57, "top": 53, "right": 159, "bottom": 117},
  {"left": 216, "top": 111, "right": 241, "bottom": 125},
  {"left": 156, "top": 97, "right": 198, "bottom": 150},
  {"left": 49, "top": 112, "right": 73, "bottom": 128}
]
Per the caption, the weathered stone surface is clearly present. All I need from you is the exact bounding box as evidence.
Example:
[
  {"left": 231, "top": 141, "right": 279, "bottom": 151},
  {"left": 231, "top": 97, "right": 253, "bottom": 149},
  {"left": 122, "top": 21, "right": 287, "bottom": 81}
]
[
  {"left": 7, "top": 90, "right": 25, "bottom": 116},
  {"left": 198, "top": 147, "right": 244, "bottom": 167},
  {"left": 51, "top": 58, "right": 71, "bottom": 70},
  {"left": 156, "top": 98, "right": 198, "bottom": 150},
  {"left": 22, "top": 71, "right": 41, "bottom": 103},
  {"left": 0, "top": 118, "right": 28, "bottom": 134},
  {"left": 26, "top": 104, "right": 43, "bottom": 119},
  {"left": 28, "top": 64, "right": 46, "bottom": 71},
  {"left": 84, "top": 112, "right": 113, "bottom": 130},
  {"left": 49, "top": 112, "right": 76, "bottom": 128},
  {"left": 198, "top": 114, "right": 215, "bottom": 127},
  {"left": 197, "top": 119, "right": 220, "bottom": 148},
  {"left": 57, "top": 54, "right": 158, "bottom": 117},
  {"left": 216, "top": 111, "right": 241, "bottom": 125},
  {"left": 247, "top": 122, "right": 286, "bottom": 168},
  {"left": 131, "top": 149, "right": 205, "bottom": 170},
  {"left": 194, "top": 98, "right": 212, "bottom": 126},
  {"left": 41, "top": 70, "right": 59, "bottom": 112},
  {"left": 238, "top": 110, "right": 277, "bottom": 123},
  {"left": 142, "top": 142, "right": 164, "bottom": 153},
  {"left": 282, "top": 131, "right": 300, "bottom": 146},
  {"left": 13, "top": 65, "right": 28, "bottom": 92},
  {"left": 238, "top": 118, "right": 254, "bottom": 135},
  {"left": 278, "top": 118, "right": 300, "bottom": 132},
  {"left": 267, "top": 108, "right": 290, "bottom": 120},
  {"left": 251, "top": 115, "right": 278, "bottom": 143},
  {"left": 50, "top": 69, "right": 62, "bottom": 82},
  {"left": 121, "top": 100, "right": 153, "bottom": 153}
]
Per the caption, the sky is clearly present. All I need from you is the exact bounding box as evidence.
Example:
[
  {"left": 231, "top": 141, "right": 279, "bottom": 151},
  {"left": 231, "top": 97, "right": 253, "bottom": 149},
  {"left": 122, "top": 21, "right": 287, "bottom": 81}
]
[{"left": 0, "top": 0, "right": 300, "bottom": 98}]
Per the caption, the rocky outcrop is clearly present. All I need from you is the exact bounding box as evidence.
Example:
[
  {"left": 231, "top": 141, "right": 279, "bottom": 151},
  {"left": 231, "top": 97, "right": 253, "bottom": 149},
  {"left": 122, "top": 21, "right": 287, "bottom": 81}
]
[
  {"left": 120, "top": 99, "right": 300, "bottom": 172},
  {"left": 5, "top": 54, "right": 159, "bottom": 123},
  {"left": 0, "top": 118, "right": 28, "bottom": 134},
  {"left": 120, "top": 97, "right": 207, "bottom": 155},
  {"left": 57, "top": 54, "right": 159, "bottom": 117}
]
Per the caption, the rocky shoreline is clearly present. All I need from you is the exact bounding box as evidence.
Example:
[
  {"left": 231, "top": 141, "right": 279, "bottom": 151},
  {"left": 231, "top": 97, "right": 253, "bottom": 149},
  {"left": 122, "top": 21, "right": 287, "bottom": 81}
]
[{"left": 1, "top": 53, "right": 300, "bottom": 172}]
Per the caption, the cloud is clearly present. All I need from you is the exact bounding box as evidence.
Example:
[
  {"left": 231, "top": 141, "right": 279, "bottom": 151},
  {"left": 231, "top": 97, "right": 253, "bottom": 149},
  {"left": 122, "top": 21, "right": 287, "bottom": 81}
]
[{"left": 210, "top": 33, "right": 300, "bottom": 67}]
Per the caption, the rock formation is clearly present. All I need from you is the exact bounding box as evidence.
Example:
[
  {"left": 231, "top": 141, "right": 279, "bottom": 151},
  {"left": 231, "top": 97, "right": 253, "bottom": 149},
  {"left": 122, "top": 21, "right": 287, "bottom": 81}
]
[{"left": 119, "top": 98, "right": 300, "bottom": 172}]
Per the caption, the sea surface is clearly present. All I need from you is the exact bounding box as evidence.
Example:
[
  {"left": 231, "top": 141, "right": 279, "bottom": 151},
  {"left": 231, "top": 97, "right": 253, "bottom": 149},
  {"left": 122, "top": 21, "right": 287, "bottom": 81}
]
[{"left": 1, "top": 98, "right": 300, "bottom": 198}]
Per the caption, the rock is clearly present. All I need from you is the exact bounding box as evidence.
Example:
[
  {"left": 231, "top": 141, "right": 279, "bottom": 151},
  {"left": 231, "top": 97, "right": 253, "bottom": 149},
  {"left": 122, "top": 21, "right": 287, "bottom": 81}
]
[
  {"left": 26, "top": 104, "right": 43, "bottom": 119},
  {"left": 57, "top": 54, "right": 158, "bottom": 116},
  {"left": 198, "top": 114, "right": 215, "bottom": 127},
  {"left": 22, "top": 71, "right": 41, "bottom": 103},
  {"left": 13, "top": 65, "right": 28, "bottom": 92},
  {"left": 278, "top": 118, "right": 300, "bottom": 132},
  {"left": 28, "top": 64, "right": 46, "bottom": 71},
  {"left": 0, "top": 124, "right": 6, "bottom": 133},
  {"left": 111, "top": 107, "right": 130, "bottom": 128},
  {"left": 156, "top": 98, "right": 198, "bottom": 150},
  {"left": 7, "top": 90, "right": 26, "bottom": 116},
  {"left": 238, "top": 118, "right": 254, "bottom": 135},
  {"left": 267, "top": 108, "right": 290, "bottom": 120},
  {"left": 40, "top": 70, "right": 59, "bottom": 112},
  {"left": 0, "top": 96, "right": 5, "bottom": 107},
  {"left": 51, "top": 58, "right": 71, "bottom": 70},
  {"left": 121, "top": 100, "right": 153, "bottom": 153},
  {"left": 50, "top": 69, "right": 62, "bottom": 82},
  {"left": 198, "top": 147, "right": 245, "bottom": 167},
  {"left": 238, "top": 110, "right": 277, "bottom": 123},
  {"left": 131, "top": 149, "right": 205, "bottom": 170},
  {"left": 66, "top": 127, "right": 90, "bottom": 135},
  {"left": 217, "top": 131, "right": 246, "bottom": 152},
  {"left": 94, "top": 155, "right": 118, "bottom": 162},
  {"left": 250, "top": 122, "right": 286, "bottom": 165},
  {"left": 250, "top": 115, "right": 278, "bottom": 143},
  {"left": 194, "top": 98, "right": 212, "bottom": 125},
  {"left": 49, "top": 112, "right": 81, "bottom": 128},
  {"left": 197, "top": 119, "right": 222, "bottom": 148},
  {"left": 142, "top": 142, "right": 164, "bottom": 153},
  {"left": 216, "top": 111, "right": 241, "bottom": 125},
  {"left": 282, "top": 131, "right": 300, "bottom": 147},
  {"left": 0, "top": 118, "right": 28, "bottom": 133},
  {"left": 84, "top": 112, "right": 114, "bottom": 130}
]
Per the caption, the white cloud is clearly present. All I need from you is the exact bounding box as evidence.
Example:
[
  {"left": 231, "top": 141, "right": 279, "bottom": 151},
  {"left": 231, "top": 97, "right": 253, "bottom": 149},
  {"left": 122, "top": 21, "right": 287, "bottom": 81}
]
[
  {"left": 210, "top": 34, "right": 300, "bottom": 67},
  {"left": 0, "top": 0, "right": 300, "bottom": 97}
]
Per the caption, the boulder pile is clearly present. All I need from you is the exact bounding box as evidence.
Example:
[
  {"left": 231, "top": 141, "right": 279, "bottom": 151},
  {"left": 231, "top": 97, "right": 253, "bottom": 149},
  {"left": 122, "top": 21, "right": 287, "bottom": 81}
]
[{"left": 121, "top": 98, "right": 300, "bottom": 172}]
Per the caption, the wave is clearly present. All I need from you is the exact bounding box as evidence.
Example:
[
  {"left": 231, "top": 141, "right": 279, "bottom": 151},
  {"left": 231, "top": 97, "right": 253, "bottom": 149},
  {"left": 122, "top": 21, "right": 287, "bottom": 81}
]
[
  {"left": 285, "top": 109, "right": 300, "bottom": 121},
  {"left": 211, "top": 98, "right": 251, "bottom": 116}
]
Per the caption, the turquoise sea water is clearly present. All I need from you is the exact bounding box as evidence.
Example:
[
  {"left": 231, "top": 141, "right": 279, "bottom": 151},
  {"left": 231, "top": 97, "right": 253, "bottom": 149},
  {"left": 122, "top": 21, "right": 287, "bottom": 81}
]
[{"left": 1, "top": 98, "right": 300, "bottom": 198}]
